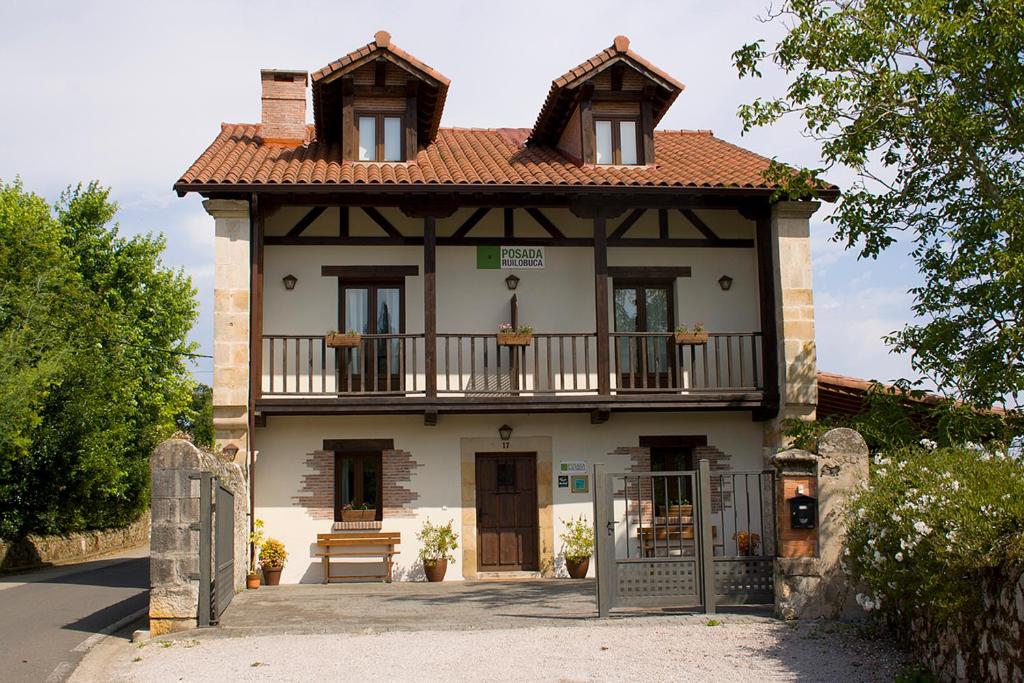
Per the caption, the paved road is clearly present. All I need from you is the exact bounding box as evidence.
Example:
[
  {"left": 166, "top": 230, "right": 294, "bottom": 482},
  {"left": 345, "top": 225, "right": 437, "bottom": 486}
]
[{"left": 0, "top": 546, "right": 149, "bottom": 683}]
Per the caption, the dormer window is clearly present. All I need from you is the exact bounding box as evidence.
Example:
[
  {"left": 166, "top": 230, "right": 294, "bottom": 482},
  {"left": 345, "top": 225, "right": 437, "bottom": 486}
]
[
  {"left": 595, "top": 117, "right": 641, "bottom": 165},
  {"left": 358, "top": 114, "right": 404, "bottom": 161}
]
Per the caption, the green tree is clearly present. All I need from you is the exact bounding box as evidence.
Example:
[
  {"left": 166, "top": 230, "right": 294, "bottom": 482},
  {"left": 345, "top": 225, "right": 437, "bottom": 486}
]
[
  {"left": 0, "top": 180, "right": 198, "bottom": 537},
  {"left": 733, "top": 0, "right": 1024, "bottom": 410},
  {"left": 176, "top": 383, "right": 214, "bottom": 449}
]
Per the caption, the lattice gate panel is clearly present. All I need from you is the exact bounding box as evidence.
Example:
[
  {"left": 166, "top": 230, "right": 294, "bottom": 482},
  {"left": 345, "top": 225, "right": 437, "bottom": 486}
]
[
  {"left": 713, "top": 558, "right": 773, "bottom": 605},
  {"left": 615, "top": 560, "right": 700, "bottom": 608}
]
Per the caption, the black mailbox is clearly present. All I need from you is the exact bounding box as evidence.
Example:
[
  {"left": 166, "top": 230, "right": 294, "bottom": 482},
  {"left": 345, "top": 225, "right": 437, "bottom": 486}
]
[{"left": 789, "top": 494, "right": 817, "bottom": 530}]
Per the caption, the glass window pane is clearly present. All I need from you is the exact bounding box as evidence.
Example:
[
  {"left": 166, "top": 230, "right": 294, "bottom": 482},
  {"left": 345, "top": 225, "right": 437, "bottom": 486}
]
[
  {"left": 595, "top": 120, "right": 613, "bottom": 164},
  {"left": 344, "top": 288, "right": 369, "bottom": 333},
  {"left": 340, "top": 457, "right": 354, "bottom": 507},
  {"left": 358, "top": 116, "right": 376, "bottom": 161},
  {"left": 619, "top": 120, "right": 638, "bottom": 164},
  {"left": 362, "top": 456, "right": 379, "bottom": 508},
  {"left": 645, "top": 287, "right": 670, "bottom": 332},
  {"left": 383, "top": 117, "right": 402, "bottom": 161}
]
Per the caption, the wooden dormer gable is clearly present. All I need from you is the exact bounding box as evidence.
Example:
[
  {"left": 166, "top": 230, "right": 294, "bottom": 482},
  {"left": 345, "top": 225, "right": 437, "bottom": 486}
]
[
  {"left": 311, "top": 30, "right": 450, "bottom": 162},
  {"left": 529, "top": 36, "right": 685, "bottom": 166}
]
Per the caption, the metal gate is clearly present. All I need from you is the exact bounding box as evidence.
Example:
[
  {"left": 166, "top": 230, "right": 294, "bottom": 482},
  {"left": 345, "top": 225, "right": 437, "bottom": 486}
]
[
  {"left": 594, "top": 459, "right": 775, "bottom": 616},
  {"left": 196, "top": 472, "right": 235, "bottom": 627}
]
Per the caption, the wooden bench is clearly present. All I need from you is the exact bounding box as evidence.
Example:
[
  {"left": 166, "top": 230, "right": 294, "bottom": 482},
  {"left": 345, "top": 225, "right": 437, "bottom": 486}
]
[{"left": 316, "top": 532, "right": 401, "bottom": 583}]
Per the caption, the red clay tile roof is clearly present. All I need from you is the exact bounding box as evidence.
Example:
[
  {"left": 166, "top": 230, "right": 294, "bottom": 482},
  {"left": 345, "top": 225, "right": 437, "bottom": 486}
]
[
  {"left": 175, "top": 124, "right": 824, "bottom": 194},
  {"left": 311, "top": 31, "right": 449, "bottom": 143},
  {"left": 530, "top": 36, "right": 685, "bottom": 145}
]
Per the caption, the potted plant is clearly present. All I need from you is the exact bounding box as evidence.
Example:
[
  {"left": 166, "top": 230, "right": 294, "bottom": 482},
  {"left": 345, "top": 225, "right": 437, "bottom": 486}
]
[
  {"left": 247, "top": 518, "right": 265, "bottom": 589},
  {"left": 326, "top": 329, "right": 362, "bottom": 348},
  {"left": 496, "top": 323, "right": 533, "bottom": 346},
  {"left": 341, "top": 501, "right": 376, "bottom": 522},
  {"left": 674, "top": 322, "right": 709, "bottom": 345},
  {"left": 260, "top": 538, "right": 287, "bottom": 586},
  {"left": 559, "top": 515, "right": 594, "bottom": 579},
  {"left": 733, "top": 530, "right": 761, "bottom": 556},
  {"left": 417, "top": 518, "right": 458, "bottom": 582}
]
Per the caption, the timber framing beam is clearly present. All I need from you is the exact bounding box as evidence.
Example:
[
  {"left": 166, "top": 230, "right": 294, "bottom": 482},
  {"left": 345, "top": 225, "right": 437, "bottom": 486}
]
[
  {"left": 525, "top": 208, "right": 566, "bottom": 240},
  {"left": 451, "top": 207, "right": 489, "bottom": 238},
  {"left": 285, "top": 206, "right": 326, "bottom": 237},
  {"left": 609, "top": 208, "right": 645, "bottom": 239},
  {"left": 361, "top": 206, "right": 403, "bottom": 238}
]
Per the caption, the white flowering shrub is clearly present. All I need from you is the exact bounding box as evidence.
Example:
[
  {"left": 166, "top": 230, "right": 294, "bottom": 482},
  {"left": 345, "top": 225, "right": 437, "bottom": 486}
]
[{"left": 845, "top": 445, "right": 1024, "bottom": 622}]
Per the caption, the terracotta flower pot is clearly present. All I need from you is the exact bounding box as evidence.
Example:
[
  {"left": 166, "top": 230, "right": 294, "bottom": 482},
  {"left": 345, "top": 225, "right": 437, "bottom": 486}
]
[
  {"left": 262, "top": 566, "right": 283, "bottom": 586},
  {"left": 246, "top": 573, "right": 261, "bottom": 590},
  {"left": 423, "top": 559, "right": 447, "bottom": 582},
  {"left": 565, "top": 557, "right": 590, "bottom": 579}
]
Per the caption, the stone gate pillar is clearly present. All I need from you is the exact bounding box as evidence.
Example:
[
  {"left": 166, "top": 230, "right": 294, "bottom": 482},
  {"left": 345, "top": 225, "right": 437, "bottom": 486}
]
[{"left": 771, "top": 428, "right": 870, "bottom": 620}]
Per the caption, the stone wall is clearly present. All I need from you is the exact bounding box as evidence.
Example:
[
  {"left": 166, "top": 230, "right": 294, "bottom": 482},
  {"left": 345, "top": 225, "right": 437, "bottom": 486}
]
[
  {"left": 0, "top": 513, "right": 150, "bottom": 571},
  {"left": 149, "top": 438, "right": 248, "bottom": 636},
  {"left": 911, "top": 566, "right": 1024, "bottom": 682}
]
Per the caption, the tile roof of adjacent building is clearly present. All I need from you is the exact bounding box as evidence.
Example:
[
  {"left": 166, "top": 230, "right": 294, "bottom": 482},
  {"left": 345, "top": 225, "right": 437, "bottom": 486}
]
[{"left": 176, "top": 124, "right": 837, "bottom": 196}]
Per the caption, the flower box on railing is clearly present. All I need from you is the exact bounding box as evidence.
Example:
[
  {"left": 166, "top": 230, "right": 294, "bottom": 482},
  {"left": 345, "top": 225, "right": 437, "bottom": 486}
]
[
  {"left": 497, "top": 332, "right": 533, "bottom": 346},
  {"left": 674, "top": 331, "right": 709, "bottom": 345},
  {"left": 326, "top": 333, "right": 362, "bottom": 349}
]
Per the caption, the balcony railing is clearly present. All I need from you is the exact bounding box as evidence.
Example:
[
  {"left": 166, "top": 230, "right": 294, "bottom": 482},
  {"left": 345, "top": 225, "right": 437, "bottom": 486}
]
[{"left": 260, "top": 331, "right": 763, "bottom": 399}]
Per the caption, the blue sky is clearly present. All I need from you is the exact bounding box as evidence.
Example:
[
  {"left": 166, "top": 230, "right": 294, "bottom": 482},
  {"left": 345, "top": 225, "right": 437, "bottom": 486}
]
[{"left": 0, "top": 0, "right": 921, "bottom": 387}]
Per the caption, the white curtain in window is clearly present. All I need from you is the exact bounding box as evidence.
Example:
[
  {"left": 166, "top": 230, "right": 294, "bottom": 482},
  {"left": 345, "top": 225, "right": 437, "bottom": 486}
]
[
  {"left": 358, "top": 116, "right": 376, "bottom": 161},
  {"left": 619, "top": 121, "right": 638, "bottom": 165},
  {"left": 595, "top": 120, "right": 613, "bottom": 164},
  {"left": 384, "top": 117, "right": 402, "bottom": 161}
]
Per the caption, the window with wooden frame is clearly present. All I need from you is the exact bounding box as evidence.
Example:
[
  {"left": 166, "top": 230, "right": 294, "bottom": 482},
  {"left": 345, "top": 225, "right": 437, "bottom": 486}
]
[
  {"left": 594, "top": 116, "right": 642, "bottom": 165},
  {"left": 357, "top": 113, "right": 404, "bottom": 162},
  {"left": 334, "top": 452, "right": 383, "bottom": 521}
]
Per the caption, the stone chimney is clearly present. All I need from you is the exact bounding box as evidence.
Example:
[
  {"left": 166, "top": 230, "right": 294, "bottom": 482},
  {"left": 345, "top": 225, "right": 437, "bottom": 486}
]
[{"left": 260, "top": 69, "right": 308, "bottom": 143}]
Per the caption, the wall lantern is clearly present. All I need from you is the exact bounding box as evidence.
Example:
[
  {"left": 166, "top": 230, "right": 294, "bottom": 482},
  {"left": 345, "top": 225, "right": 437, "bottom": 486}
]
[
  {"left": 505, "top": 274, "right": 520, "bottom": 291},
  {"left": 718, "top": 274, "right": 734, "bottom": 291},
  {"left": 498, "top": 424, "right": 513, "bottom": 442},
  {"left": 222, "top": 443, "right": 240, "bottom": 459},
  {"left": 282, "top": 273, "right": 298, "bottom": 291}
]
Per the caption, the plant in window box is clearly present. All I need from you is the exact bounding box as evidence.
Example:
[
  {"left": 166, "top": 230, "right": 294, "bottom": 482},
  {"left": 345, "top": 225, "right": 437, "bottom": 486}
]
[
  {"left": 559, "top": 515, "right": 594, "bottom": 579},
  {"left": 496, "top": 323, "right": 533, "bottom": 346},
  {"left": 259, "top": 538, "right": 288, "bottom": 586},
  {"left": 341, "top": 501, "right": 376, "bottom": 522},
  {"left": 674, "top": 322, "right": 708, "bottom": 345},
  {"left": 246, "top": 518, "right": 266, "bottom": 589},
  {"left": 665, "top": 497, "right": 694, "bottom": 520},
  {"left": 417, "top": 518, "right": 459, "bottom": 582},
  {"left": 325, "top": 329, "right": 362, "bottom": 348}
]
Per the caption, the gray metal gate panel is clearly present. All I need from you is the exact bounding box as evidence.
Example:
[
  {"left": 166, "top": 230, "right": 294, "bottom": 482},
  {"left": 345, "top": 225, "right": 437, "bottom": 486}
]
[
  {"left": 213, "top": 481, "right": 234, "bottom": 622},
  {"left": 595, "top": 461, "right": 775, "bottom": 616}
]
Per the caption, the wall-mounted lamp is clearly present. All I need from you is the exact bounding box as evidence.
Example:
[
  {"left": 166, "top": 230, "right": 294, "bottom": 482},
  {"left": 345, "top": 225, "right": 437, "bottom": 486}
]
[
  {"left": 718, "top": 274, "right": 734, "bottom": 291},
  {"left": 222, "top": 443, "right": 240, "bottom": 459},
  {"left": 505, "top": 274, "right": 520, "bottom": 291},
  {"left": 498, "top": 424, "right": 513, "bottom": 442},
  {"left": 282, "top": 273, "right": 298, "bottom": 291}
]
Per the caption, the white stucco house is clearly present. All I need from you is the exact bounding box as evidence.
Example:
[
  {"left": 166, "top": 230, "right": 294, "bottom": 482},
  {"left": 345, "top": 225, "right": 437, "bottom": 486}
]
[{"left": 175, "top": 31, "right": 828, "bottom": 584}]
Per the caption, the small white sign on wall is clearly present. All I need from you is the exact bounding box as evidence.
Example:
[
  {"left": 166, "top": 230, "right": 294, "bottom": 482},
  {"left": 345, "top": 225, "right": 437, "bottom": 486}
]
[{"left": 559, "top": 461, "right": 587, "bottom": 474}]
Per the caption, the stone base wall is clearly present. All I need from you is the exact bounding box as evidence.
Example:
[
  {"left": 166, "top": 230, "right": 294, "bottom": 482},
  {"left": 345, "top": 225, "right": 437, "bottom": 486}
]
[
  {"left": 0, "top": 513, "right": 150, "bottom": 571},
  {"left": 910, "top": 566, "right": 1024, "bottom": 682},
  {"left": 149, "top": 438, "right": 248, "bottom": 636}
]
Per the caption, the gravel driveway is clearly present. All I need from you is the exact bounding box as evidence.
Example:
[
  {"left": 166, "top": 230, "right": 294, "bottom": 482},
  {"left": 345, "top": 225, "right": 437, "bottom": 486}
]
[{"left": 98, "top": 617, "right": 905, "bottom": 682}]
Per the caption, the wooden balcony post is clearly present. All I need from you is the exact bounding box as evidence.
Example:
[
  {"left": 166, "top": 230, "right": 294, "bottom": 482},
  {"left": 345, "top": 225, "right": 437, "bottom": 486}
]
[
  {"left": 424, "top": 216, "right": 437, "bottom": 398},
  {"left": 594, "top": 215, "right": 611, "bottom": 395}
]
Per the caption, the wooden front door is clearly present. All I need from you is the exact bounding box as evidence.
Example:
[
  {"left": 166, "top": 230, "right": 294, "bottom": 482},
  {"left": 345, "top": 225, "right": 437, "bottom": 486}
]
[{"left": 476, "top": 453, "right": 539, "bottom": 572}]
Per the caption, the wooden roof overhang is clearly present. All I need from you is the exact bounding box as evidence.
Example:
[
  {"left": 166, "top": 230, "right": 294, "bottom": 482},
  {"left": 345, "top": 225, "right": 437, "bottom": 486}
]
[{"left": 178, "top": 181, "right": 838, "bottom": 205}]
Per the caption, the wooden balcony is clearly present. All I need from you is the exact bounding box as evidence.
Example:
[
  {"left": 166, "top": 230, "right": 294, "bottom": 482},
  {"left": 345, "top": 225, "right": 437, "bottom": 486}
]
[{"left": 255, "top": 331, "right": 765, "bottom": 419}]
